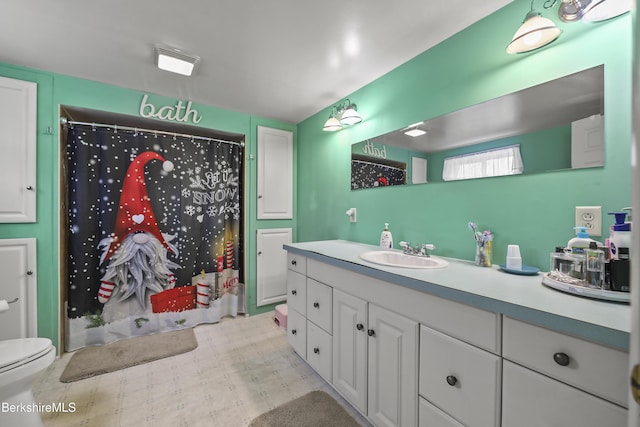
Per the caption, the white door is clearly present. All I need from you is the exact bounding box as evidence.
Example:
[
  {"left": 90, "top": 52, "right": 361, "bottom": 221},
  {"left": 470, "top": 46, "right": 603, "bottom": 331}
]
[
  {"left": 0, "top": 238, "right": 37, "bottom": 339},
  {"left": 333, "top": 289, "right": 368, "bottom": 413},
  {"left": 256, "top": 228, "right": 291, "bottom": 306},
  {"left": 571, "top": 114, "right": 604, "bottom": 169},
  {"left": 257, "top": 126, "right": 293, "bottom": 219},
  {"left": 0, "top": 76, "right": 37, "bottom": 222},
  {"left": 368, "top": 304, "right": 419, "bottom": 427}
]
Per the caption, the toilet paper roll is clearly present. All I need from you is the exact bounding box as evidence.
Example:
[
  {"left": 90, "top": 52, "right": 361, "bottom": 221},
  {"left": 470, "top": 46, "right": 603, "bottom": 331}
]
[{"left": 0, "top": 299, "right": 9, "bottom": 313}]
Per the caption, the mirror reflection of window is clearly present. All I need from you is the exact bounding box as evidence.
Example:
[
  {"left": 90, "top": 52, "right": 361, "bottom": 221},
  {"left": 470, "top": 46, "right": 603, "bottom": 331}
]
[{"left": 442, "top": 145, "right": 523, "bottom": 181}]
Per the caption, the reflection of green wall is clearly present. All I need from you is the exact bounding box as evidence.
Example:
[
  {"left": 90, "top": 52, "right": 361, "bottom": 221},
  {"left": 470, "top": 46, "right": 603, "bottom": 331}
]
[
  {"left": 296, "top": 0, "right": 631, "bottom": 273},
  {"left": 427, "top": 124, "right": 572, "bottom": 182}
]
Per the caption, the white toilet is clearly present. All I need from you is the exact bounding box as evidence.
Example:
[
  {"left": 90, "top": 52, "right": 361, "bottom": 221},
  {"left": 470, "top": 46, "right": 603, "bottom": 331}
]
[{"left": 0, "top": 338, "right": 56, "bottom": 427}]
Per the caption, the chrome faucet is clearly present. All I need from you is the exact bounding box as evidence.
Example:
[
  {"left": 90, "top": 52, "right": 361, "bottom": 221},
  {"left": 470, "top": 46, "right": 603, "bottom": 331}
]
[{"left": 399, "top": 241, "right": 435, "bottom": 257}]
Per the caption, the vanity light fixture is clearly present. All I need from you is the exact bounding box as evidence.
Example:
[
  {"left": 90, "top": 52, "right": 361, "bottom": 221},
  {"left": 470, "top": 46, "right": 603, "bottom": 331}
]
[
  {"left": 558, "top": 0, "right": 632, "bottom": 22},
  {"left": 506, "top": 1, "right": 562, "bottom": 54},
  {"left": 155, "top": 45, "right": 200, "bottom": 76},
  {"left": 507, "top": 0, "right": 631, "bottom": 54},
  {"left": 322, "top": 99, "right": 363, "bottom": 131}
]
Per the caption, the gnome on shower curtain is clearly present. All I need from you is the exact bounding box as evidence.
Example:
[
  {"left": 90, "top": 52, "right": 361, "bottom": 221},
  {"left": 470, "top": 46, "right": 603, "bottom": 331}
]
[{"left": 97, "top": 151, "right": 181, "bottom": 323}]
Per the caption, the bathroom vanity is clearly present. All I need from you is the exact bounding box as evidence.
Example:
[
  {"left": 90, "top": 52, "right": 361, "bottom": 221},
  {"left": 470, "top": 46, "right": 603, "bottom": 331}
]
[{"left": 283, "top": 240, "right": 630, "bottom": 427}]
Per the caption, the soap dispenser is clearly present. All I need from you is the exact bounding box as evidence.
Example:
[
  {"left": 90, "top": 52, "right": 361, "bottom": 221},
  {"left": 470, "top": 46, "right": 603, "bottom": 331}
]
[
  {"left": 567, "top": 227, "right": 599, "bottom": 255},
  {"left": 380, "top": 223, "right": 393, "bottom": 249}
]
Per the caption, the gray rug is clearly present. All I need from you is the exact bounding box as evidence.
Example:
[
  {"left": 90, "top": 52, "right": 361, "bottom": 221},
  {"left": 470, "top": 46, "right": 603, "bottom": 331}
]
[
  {"left": 59, "top": 328, "right": 197, "bottom": 382},
  {"left": 249, "top": 390, "right": 362, "bottom": 427}
]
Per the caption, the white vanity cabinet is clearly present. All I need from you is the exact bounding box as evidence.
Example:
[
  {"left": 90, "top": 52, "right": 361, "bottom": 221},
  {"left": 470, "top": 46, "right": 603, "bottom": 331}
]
[
  {"left": 284, "top": 243, "right": 630, "bottom": 427},
  {"left": 502, "top": 316, "right": 628, "bottom": 426},
  {"left": 333, "top": 289, "right": 419, "bottom": 427}
]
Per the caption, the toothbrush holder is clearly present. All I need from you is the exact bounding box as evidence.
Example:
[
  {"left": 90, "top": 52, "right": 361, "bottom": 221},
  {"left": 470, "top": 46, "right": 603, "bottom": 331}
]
[{"left": 475, "top": 240, "right": 492, "bottom": 267}]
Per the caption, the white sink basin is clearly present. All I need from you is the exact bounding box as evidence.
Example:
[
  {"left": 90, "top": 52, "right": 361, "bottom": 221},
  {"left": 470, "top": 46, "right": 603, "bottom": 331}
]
[{"left": 359, "top": 251, "right": 448, "bottom": 269}]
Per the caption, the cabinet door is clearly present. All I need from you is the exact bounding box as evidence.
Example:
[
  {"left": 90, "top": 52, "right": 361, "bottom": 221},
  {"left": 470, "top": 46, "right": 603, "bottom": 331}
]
[
  {"left": 256, "top": 228, "right": 291, "bottom": 306},
  {"left": 0, "top": 77, "right": 37, "bottom": 223},
  {"left": 502, "top": 360, "right": 627, "bottom": 427},
  {"left": 368, "top": 304, "right": 418, "bottom": 427},
  {"left": 0, "top": 238, "right": 37, "bottom": 339},
  {"left": 257, "top": 126, "right": 293, "bottom": 219},
  {"left": 333, "top": 289, "right": 368, "bottom": 414},
  {"left": 286, "top": 270, "right": 306, "bottom": 316}
]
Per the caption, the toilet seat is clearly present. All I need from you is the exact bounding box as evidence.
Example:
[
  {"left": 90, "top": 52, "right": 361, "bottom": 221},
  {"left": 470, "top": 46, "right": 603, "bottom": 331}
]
[{"left": 0, "top": 338, "right": 53, "bottom": 374}]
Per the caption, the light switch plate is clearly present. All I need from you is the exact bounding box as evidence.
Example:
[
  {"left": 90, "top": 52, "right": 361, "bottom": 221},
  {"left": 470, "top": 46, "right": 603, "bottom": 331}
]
[{"left": 575, "top": 206, "right": 602, "bottom": 236}]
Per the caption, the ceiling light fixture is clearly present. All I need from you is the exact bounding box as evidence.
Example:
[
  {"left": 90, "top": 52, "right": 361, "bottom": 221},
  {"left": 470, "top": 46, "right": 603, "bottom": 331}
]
[
  {"left": 155, "top": 45, "right": 200, "bottom": 76},
  {"left": 507, "top": 0, "right": 631, "bottom": 54},
  {"left": 506, "top": 1, "right": 562, "bottom": 54},
  {"left": 558, "top": 0, "right": 632, "bottom": 22},
  {"left": 322, "top": 99, "right": 363, "bottom": 131},
  {"left": 404, "top": 122, "right": 427, "bottom": 137}
]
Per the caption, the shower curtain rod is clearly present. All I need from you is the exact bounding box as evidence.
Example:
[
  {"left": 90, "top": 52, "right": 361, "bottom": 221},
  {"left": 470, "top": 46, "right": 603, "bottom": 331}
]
[{"left": 60, "top": 117, "right": 245, "bottom": 147}]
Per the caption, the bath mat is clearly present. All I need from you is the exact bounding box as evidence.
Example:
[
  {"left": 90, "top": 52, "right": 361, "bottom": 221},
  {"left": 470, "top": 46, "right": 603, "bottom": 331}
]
[
  {"left": 59, "top": 328, "right": 197, "bottom": 382},
  {"left": 249, "top": 390, "right": 363, "bottom": 427}
]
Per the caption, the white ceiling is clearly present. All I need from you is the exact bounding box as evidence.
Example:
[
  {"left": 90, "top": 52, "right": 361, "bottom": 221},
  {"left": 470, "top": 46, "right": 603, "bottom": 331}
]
[{"left": 1, "top": 0, "right": 512, "bottom": 124}]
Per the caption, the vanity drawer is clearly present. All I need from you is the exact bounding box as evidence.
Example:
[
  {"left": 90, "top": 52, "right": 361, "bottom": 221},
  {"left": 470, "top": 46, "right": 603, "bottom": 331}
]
[
  {"left": 286, "top": 270, "right": 306, "bottom": 316},
  {"left": 306, "top": 320, "right": 332, "bottom": 382},
  {"left": 287, "top": 253, "right": 306, "bottom": 274},
  {"left": 306, "top": 278, "right": 332, "bottom": 334},
  {"left": 418, "top": 293, "right": 501, "bottom": 355},
  {"left": 419, "top": 397, "right": 464, "bottom": 427},
  {"left": 502, "top": 360, "right": 626, "bottom": 427},
  {"left": 503, "top": 316, "right": 628, "bottom": 407},
  {"left": 287, "top": 308, "right": 306, "bottom": 358},
  {"left": 419, "top": 325, "right": 501, "bottom": 427}
]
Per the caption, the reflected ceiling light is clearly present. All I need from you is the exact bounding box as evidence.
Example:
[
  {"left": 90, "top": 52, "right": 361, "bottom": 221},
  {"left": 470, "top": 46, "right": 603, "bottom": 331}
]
[
  {"left": 404, "top": 123, "right": 427, "bottom": 137},
  {"left": 506, "top": 2, "right": 562, "bottom": 54},
  {"left": 322, "top": 99, "right": 363, "bottom": 131},
  {"left": 155, "top": 45, "right": 200, "bottom": 76},
  {"left": 558, "top": 0, "right": 632, "bottom": 22}
]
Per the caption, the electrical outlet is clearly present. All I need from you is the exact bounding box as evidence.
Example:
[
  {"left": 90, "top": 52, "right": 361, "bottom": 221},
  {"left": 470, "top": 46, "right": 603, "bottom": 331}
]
[{"left": 575, "top": 206, "right": 602, "bottom": 236}]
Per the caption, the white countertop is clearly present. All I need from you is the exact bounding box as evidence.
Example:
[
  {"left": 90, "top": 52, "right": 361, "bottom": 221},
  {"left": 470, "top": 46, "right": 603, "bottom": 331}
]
[{"left": 284, "top": 240, "right": 630, "bottom": 350}]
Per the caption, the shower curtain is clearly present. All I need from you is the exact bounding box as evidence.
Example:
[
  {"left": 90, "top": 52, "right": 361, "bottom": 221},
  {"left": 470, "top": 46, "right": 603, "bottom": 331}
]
[{"left": 65, "top": 124, "right": 244, "bottom": 350}]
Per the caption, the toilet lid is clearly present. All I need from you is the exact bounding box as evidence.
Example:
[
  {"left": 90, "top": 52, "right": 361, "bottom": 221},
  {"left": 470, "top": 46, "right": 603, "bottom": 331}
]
[{"left": 0, "top": 338, "right": 53, "bottom": 371}]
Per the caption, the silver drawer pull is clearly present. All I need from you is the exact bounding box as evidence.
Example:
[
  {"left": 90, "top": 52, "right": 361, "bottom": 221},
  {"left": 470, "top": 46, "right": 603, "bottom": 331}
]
[{"left": 7, "top": 297, "right": 19, "bottom": 304}]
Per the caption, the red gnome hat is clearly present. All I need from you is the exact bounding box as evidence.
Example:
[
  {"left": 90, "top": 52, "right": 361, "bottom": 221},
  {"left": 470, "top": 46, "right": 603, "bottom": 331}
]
[{"left": 102, "top": 151, "right": 175, "bottom": 263}]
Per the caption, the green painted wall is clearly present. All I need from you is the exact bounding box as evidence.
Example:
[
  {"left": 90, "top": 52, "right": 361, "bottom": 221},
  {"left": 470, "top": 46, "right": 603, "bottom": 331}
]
[
  {"left": 0, "top": 63, "right": 296, "bottom": 349},
  {"left": 296, "top": 1, "right": 632, "bottom": 272}
]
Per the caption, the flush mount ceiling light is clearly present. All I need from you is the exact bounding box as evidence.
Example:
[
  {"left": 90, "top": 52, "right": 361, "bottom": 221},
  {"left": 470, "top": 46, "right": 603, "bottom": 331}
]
[
  {"left": 155, "top": 45, "right": 200, "bottom": 76},
  {"left": 404, "top": 122, "right": 427, "bottom": 137},
  {"left": 558, "top": 0, "right": 632, "bottom": 22},
  {"left": 506, "top": 1, "right": 562, "bottom": 54},
  {"left": 322, "top": 99, "right": 363, "bottom": 131}
]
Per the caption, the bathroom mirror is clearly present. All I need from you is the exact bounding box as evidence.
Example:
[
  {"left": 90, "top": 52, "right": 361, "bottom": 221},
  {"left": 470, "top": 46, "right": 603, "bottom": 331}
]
[{"left": 351, "top": 65, "right": 604, "bottom": 190}]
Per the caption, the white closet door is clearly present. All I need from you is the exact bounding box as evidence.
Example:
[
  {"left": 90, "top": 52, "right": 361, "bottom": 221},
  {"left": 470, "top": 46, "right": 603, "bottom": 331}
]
[
  {"left": 0, "top": 238, "right": 37, "bottom": 339},
  {"left": 0, "top": 76, "right": 37, "bottom": 222},
  {"left": 257, "top": 126, "right": 293, "bottom": 219},
  {"left": 256, "top": 228, "right": 292, "bottom": 306}
]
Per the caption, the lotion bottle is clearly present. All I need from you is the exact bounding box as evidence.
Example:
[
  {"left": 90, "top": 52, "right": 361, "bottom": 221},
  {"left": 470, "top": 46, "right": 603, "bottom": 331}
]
[
  {"left": 567, "top": 226, "right": 599, "bottom": 254},
  {"left": 380, "top": 223, "right": 393, "bottom": 249}
]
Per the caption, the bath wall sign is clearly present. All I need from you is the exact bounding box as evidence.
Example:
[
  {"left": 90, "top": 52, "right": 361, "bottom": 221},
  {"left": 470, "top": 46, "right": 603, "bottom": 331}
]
[
  {"left": 139, "top": 94, "right": 202, "bottom": 124},
  {"left": 361, "top": 140, "right": 387, "bottom": 159}
]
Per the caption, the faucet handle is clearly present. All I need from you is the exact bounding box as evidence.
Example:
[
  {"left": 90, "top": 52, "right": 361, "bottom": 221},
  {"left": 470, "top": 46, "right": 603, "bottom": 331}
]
[
  {"left": 399, "top": 241, "right": 413, "bottom": 254},
  {"left": 420, "top": 244, "right": 435, "bottom": 256}
]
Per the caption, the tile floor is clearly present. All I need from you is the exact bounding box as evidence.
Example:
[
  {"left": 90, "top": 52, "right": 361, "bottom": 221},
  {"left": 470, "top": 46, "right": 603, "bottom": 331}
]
[{"left": 32, "top": 312, "right": 371, "bottom": 427}]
